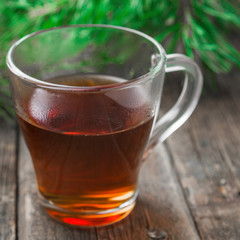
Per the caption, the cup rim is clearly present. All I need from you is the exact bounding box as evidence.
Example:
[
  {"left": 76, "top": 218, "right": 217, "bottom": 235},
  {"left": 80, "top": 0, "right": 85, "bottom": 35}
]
[{"left": 6, "top": 24, "right": 166, "bottom": 91}]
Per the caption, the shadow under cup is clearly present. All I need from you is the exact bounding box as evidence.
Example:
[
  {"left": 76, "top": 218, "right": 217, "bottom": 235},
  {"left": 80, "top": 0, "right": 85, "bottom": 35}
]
[{"left": 7, "top": 25, "right": 166, "bottom": 227}]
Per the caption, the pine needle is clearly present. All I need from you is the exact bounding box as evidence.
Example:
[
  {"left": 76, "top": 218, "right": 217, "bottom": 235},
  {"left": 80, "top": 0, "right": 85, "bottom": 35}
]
[{"left": 0, "top": 0, "right": 239, "bottom": 121}]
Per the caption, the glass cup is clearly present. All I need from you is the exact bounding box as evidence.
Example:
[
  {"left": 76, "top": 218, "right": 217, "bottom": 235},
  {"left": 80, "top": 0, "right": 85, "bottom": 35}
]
[{"left": 6, "top": 25, "right": 202, "bottom": 227}]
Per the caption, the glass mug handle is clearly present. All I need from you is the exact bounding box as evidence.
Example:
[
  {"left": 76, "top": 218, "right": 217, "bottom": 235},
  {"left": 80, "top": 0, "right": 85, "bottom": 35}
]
[{"left": 147, "top": 53, "right": 203, "bottom": 150}]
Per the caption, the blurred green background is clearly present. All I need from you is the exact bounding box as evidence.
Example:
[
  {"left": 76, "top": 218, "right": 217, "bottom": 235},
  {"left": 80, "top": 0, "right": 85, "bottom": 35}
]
[{"left": 0, "top": 0, "right": 239, "bottom": 121}]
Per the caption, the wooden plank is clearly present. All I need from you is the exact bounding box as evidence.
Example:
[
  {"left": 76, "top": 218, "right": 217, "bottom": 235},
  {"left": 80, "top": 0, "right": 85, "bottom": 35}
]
[
  {"left": 194, "top": 202, "right": 240, "bottom": 240},
  {"left": 18, "top": 133, "right": 200, "bottom": 239},
  {"left": 166, "top": 81, "right": 240, "bottom": 239},
  {"left": 0, "top": 120, "right": 16, "bottom": 240}
]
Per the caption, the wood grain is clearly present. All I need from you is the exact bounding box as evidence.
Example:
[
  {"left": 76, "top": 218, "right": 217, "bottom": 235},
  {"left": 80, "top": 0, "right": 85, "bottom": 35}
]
[
  {"left": 166, "top": 82, "right": 240, "bottom": 239},
  {"left": 18, "top": 134, "right": 200, "bottom": 239},
  {"left": 0, "top": 121, "right": 16, "bottom": 240}
]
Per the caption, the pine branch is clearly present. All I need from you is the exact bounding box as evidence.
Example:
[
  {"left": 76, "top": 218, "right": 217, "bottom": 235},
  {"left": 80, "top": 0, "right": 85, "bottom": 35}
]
[{"left": 0, "top": 0, "right": 239, "bottom": 121}]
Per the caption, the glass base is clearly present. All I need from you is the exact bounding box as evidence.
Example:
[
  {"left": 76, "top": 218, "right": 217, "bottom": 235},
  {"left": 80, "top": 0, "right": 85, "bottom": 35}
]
[{"left": 39, "top": 191, "right": 138, "bottom": 227}]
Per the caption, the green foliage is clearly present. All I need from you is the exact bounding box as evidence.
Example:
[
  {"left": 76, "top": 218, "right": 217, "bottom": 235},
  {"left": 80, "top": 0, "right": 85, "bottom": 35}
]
[{"left": 0, "top": 0, "right": 239, "bottom": 120}]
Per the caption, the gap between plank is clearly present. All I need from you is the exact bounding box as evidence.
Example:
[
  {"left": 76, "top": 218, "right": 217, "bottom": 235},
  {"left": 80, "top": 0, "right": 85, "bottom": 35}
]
[{"left": 164, "top": 141, "right": 202, "bottom": 239}]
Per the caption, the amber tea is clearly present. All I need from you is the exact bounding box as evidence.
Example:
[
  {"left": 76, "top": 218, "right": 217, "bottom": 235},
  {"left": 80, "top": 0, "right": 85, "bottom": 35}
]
[{"left": 18, "top": 74, "right": 154, "bottom": 226}]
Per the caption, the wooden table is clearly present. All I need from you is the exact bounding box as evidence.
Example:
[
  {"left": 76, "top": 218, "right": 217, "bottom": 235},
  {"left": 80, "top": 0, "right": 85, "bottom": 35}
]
[{"left": 1, "top": 71, "right": 240, "bottom": 240}]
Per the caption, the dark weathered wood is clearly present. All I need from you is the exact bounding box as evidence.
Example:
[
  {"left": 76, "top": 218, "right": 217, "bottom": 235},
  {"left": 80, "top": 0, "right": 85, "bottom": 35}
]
[
  {"left": 166, "top": 74, "right": 240, "bottom": 239},
  {"left": 0, "top": 121, "right": 16, "bottom": 240},
  {"left": 18, "top": 134, "right": 200, "bottom": 239}
]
